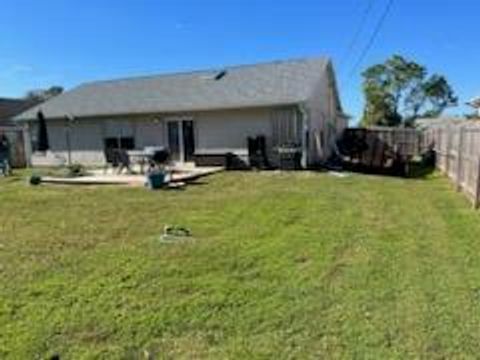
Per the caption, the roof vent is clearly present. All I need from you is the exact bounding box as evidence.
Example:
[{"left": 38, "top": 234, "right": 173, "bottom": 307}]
[{"left": 214, "top": 70, "right": 227, "bottom": 81}]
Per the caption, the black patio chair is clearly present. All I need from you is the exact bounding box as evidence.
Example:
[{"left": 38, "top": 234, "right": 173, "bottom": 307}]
[
  {"left": 117, "top": 149, "right": 132, "bottom": 174},
  {"left": 151, "top": 149, "right": 170, "bottom": 166},
  {"left": 0, "top": 136, "right": 11, "bottom": 176},
  {"left": 103, "top": 147, "right": 119, "bottom": 174},
  {"left": 0, "top": 154, "right": 11, "bottom": 176},
  {"left": 146, "top": 148, "right": 170, "bottom": 172}
]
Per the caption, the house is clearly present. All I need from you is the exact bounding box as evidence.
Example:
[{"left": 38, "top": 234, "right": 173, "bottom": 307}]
[
  {"left": 15, "top": 57, "right": 348, "bottom": 168},
  {"left": 0, "top": 97, "right": 41, "bottom": 167},
  {"left": 1, "top": 98, "right": 41, "bottom": 126}
]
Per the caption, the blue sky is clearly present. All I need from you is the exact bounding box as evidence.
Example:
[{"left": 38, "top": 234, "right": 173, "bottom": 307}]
[{"left": 0, "top": 0, "right": 479, "bottom": 123}]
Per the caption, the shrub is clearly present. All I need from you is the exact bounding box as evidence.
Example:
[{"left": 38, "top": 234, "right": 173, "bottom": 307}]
[{"left": 29, "top": 175, "right": 42, "bottom": 186}]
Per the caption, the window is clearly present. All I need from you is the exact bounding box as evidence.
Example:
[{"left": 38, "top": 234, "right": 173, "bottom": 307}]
[
  {"left": 120, "top": 137, "right": 135, "bottom": 150},
  {"left": 271, "top": 108, "right": 302, "bottom": 147},
  {"left": 104, "top": 137, "right": 118, "bottom": 149},
  {"left": 104, "top": 137, "right": 135, "bottom": 150},
  {"left": 103, "top": 120, "right": 135, "bottom": 150}
]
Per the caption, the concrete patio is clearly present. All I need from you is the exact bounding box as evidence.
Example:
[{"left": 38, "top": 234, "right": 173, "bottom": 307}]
[{"left": 40, "top": 165, "right": 224, "bottom": 186}]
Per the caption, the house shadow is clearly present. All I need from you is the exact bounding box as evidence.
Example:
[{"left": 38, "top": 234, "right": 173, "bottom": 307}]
[
  {"left": 404, "top": 150, "right": 436, "bottom": 179},
  {"left": 184, "top": 180, "right": 209, "bottom": 187},
  {"left": 333, "top": 129, "right": 435, "bottom": 180},
  {"left": 338, "top": 160, "right": 435, "bottom": 179}
]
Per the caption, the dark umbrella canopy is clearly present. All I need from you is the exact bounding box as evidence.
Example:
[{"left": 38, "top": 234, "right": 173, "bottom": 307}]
[{"left": 37, "top": 110, "right": 49, "bottom": 151}]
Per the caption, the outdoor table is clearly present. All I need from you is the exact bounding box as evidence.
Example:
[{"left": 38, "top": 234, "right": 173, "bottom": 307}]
[{"left": 127, "top": 150, "right": 151, "bottom": 174}]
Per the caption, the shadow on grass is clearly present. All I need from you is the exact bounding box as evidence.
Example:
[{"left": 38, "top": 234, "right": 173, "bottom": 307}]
[
  {"left": 322, "top": 160, "right": 436, "bottom": 180},
  {"left": 0, "top": 173, "right": 26, "bottom": 184},
  {"left": 407, "top": 163, "right": 436, "bottom": 179},
  {"left": 185, "top": 180, "right": 209, "bottom": 187}
]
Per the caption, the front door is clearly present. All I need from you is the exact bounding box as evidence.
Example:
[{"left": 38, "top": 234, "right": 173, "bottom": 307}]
[{"left": 167, "top": 120, "right": 195, "bottom": 162}]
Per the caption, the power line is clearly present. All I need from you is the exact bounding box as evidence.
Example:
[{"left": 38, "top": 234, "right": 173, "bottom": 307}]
[
  {"left": 346, "top": 0, "right": 395, "bottom": 82},
  {"left": 340, "top": 0, "right": 376, "bottom": 69}
]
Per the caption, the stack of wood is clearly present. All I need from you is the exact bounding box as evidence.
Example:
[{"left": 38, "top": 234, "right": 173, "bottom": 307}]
[{"left": 338, "top": 127, "right": 422, "bottom": 174}]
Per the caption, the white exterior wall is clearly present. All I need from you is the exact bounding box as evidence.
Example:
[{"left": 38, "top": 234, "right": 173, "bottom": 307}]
[
  {"left": 305, "top": 61, "right": 346, "bottom": 165},
  {"left": 34, "top": 108, "right": 275, "bottom": 166},
  {"left": 47, "top": 119, "right": 104, "bottom": 164},
  {"left": 195, "top": 108, "right": 273, "bottom": 162},
  {"left": 42, "top": 117, "right": 166, "bottom": 166},
  {"left": 135, "top": 120, "right": 165, "bottom": 148}
]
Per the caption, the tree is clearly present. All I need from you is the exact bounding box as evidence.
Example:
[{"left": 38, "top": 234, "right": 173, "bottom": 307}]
[
  {"left": 361, "top": 55, "right": 457, "bottom": 127},
  {"left": 25, "top": 86, "right": 64, "bottom": 101},
  {"left": 464, "top": 111, "right": 480, "bottom": 120}
]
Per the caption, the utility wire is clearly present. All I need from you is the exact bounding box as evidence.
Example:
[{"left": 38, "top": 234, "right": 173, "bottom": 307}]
[
  {"left": 346, "top": 0, "right": 395, "bottom": 82},
  {"left": 340, "top": 0, "right": 376, "bottom": 69}
]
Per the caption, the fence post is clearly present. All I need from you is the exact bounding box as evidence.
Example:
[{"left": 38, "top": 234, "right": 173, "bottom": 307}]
[
  {"left": 456, "top": 126, "right": 465, "bottom": 191},
  {"left": 445, "top": 126, "right": 451, "bottom": 175},
  {"left": 435, "top": 128, "right": 441, "bottom": 171},
  {"left": 474, "top": 156, "right": 480, "bottom": 210}
]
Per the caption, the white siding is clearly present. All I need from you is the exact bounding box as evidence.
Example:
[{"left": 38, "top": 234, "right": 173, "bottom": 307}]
[
  {"left": 132, "top": 120, "right": 165, "bottom": 148},
  {"left": 195, "top": 108, "right": 273, "bottom": 158},
  {"left": 305, "top": 61, "right": 346, "bottom": 165},
  {"left": 46, "top": 119, "right": 105, "bottom": 164},
  {"left": 103, "top": 119, "right": 135, "bottom": 138},
  {"left": 43, "top": 117, "right": 166, "bottom": 165}
]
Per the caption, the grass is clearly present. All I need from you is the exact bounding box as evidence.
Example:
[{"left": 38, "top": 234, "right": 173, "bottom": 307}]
[{"left": 1, "top": 170, "right": 480, "bottom": 358}]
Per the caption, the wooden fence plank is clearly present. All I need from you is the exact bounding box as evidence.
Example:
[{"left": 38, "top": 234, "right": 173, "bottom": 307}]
[
  {"left": 475, "top": 157, "right": 480, "bottom": 210},
  {"left": 456, "top": 126, "right": 464, "bottom": 191},
  {"left": 426, "top": 123, "right": 480, "bottom": 210},
  {"left": 445, "top": 127, "right": 452, "bottom": 176}
]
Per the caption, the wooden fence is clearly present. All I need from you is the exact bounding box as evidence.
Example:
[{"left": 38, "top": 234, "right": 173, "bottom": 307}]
[
  {"left": 425, "top": 123, "right": 480, "bottom": 209},
  {"left": 339, "top": 127, "right": 422, "bottom": 174},
  {"left": 0, "top": 126, "right": 27, "bottom": 168}
]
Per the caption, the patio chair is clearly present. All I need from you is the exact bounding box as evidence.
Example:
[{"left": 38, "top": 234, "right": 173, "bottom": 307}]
[
  {"left": 149, "top": 148, "right": 170, "bottom": 170},
  {"left": 0, "top": 136, "right": 11, "bottom": 176},
  {"left": 117, "top": 149, "right": 132, "bottom": 174},
  {"left": 103, "top": 147, "right": 119, "bottom": 174},
  {"left": 0, "top": 156, "right": 11, "bottom": 176}
]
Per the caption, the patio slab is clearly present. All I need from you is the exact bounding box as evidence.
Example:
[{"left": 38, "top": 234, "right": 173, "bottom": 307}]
[{"left": 40, "top": 166, "right": 224, "bottom": 186}]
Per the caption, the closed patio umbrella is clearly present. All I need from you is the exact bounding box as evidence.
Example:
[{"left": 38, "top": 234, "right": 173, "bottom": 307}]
[{"left": 37, "top": 110, "right": 49, "bottom": 151}]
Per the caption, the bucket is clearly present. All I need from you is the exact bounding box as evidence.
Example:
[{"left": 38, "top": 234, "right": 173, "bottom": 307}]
[{"left": 146, "top": 171, "right": 166, "bottom": 189}]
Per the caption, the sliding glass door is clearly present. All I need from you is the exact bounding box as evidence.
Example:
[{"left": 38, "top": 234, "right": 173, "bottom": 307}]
[
  {"left": 167, "top": 119, "right": 195, "bottom": 162},
  {"left": 167, "top": 121, "right": 181, "bottom": 161}
]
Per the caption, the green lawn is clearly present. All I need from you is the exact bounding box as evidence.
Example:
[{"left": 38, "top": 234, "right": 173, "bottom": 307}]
[{"left": 1, "top": 170, "right": 480, "bottom": 359}]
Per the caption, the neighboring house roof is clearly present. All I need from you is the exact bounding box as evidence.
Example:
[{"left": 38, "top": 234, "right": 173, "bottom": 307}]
[
  {"left": 0, "top": 98, "right": 41, "bottom": 126},
  {"left": 467, "top": 96, "right": 480, "bottom": 109},
  {"left": 467, "top": 97, "right": 480, "bottom": 114},
  {"left": 15, "top": 57, "right": 331, "bottom": 121},
  {"left": 415, "top": 117, "right": 478, "bottom": 129}
]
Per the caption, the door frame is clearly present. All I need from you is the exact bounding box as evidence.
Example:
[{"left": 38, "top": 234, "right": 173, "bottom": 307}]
[{"left": 165, "top": 116, "right": 195, "bottom": 163}]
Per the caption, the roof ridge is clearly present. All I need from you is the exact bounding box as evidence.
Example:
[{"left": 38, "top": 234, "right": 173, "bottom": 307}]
[{"left": 78, "top": 56, "right": 329, "bottom": 87}]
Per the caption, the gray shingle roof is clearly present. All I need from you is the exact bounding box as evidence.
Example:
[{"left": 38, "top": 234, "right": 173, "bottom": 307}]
[{"left": 15, "top": 58, "right": 330, "bottom": 121}]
